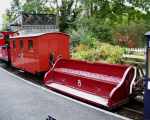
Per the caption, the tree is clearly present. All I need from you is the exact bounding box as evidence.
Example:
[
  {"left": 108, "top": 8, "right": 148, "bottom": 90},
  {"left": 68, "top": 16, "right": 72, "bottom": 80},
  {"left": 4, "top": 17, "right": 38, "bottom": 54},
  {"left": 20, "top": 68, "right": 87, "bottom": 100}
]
[
  {"left": 2, "top": 0, "right": 150, "bottom": 47},
  {"left": 22, "top": 0, "right": 52, "bottom": 14},
  {"left": 7, "top": 0, "right": 22, "bottom": 21},
  {"left": 48, "top": 0, "right": 81, "bottom": 31},
  {"left": 1, "top": 10, "right": 12, "bottom": 30},
  {"left": 2, "top": 0, "right": 53, "bottom": 30},
  {"left": 71, "top": 0, "right": 150, "bottom": 47}
]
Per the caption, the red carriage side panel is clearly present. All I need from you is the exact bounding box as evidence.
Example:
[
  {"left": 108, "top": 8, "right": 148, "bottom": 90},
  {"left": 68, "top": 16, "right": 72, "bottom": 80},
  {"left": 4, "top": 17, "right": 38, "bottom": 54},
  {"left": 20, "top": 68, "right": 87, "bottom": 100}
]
[
  {"left": 0, "top": 31, "right": 15, "bottom": 62},
  {"left": 10, "top": 32, "right": 70, "bottom": 74},
  {"left": 10, "top": 37, "right": 39, "bottom": 73},
  {"left": 38, "top": 33, "right": 70, "bottom": 72},
  {"left": 0, "top": 46, "right": 9, "bottom": 61},
  {"left": 0, "top": 39, "right": 5, "bottom": 45}
]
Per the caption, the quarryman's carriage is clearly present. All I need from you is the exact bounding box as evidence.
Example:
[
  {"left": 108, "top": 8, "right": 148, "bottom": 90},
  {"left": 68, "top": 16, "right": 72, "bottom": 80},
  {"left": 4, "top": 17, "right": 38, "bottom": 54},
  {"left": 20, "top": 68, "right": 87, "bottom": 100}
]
[{"left": 44, "top": 58, "right": 144, "bottom": 109}]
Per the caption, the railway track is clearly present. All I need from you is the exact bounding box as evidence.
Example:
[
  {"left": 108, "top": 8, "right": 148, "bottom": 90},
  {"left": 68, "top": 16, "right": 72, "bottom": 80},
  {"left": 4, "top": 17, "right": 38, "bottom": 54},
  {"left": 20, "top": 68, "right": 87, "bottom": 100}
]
[
  {"left": 116, "top": 100, "right": 144, "bottom": 120},
  {"left": 0, "top": 61, "right": 144, "bottom": 120}
]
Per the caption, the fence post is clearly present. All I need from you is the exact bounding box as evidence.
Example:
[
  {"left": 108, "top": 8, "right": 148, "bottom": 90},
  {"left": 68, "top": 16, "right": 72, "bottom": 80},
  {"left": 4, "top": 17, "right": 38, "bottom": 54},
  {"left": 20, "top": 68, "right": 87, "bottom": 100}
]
[
  {"left": 144, "top": 31, "right": 150, "bottom": 119},
  {"left": 145, "top": 32, "right": 150, "bottom": 84}
]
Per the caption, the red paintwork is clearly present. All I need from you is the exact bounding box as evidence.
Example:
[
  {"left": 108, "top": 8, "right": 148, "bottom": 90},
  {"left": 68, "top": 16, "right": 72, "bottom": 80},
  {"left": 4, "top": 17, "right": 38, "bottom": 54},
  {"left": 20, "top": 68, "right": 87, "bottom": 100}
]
[
  {"left": 10, "top": 32, "right": 70, "bottom": 74},
  {"left": 0, "top": 39, "right": 5, "bottom": 46},
  {"left": 0, "top": 31, "right": 15, "bottom": 62},
  {"left": 44, "top": 59, "right": 135, "bottom": 108},
  {"left": 0, "top": 34, "right": 6, "bottom": 60},
  {"left": 0, "top": 46, "right": 9, "bottom": 61}
]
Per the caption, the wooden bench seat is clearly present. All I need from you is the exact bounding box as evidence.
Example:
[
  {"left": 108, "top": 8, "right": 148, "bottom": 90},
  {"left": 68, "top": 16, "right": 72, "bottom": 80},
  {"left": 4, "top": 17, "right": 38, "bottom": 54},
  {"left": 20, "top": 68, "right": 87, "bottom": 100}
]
[
  {"left": 54, "top": 68, "right": 120, "bottom": 85},
  {"left": 44, "top": 59, "right": 135, "bottom": 108}
]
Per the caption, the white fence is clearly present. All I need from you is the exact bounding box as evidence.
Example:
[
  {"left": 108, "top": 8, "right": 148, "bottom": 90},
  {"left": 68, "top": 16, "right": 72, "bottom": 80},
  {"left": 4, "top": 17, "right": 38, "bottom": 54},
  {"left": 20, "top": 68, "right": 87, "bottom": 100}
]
[{"left": 127, "top": 48, "right": 146, "bottom": 53}]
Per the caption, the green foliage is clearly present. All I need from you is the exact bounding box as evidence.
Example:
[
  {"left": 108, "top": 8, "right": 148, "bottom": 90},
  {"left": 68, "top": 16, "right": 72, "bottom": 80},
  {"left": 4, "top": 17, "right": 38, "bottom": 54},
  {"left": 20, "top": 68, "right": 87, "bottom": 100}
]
[
  {"left": 68, "top": 27, "right": 96, "bottom": 47},
  {"left": 68, "top": 0, "right": 150, "bottom": 48},
  {"left": 3, "top": 0, "right": 150, "bottom": 37},
  {"left": 48, "top": 0, "right": 82, "bottom": 32},
  {"left": 1, "top": 12, "right": 11, "bottom": 30},
  {"left": 2, "top": 0, "right": 53, "bottom": 27},
  {"left": 22, "top": 0, "right": 51, "bottom": 14},
  {"left": 4, "top": 0, "right": 81, "bottom": 32},
  {"left": 127, "top": 21, "right": 149, "bottom": 47},
  {"left": 72, "top": 42, "right": 126, "bottom": 64},
  {"left": 98, "top": 43, "right": 126, "bottom": 63},
  {"left": 73, "top": 0, "right": 150, "bottom": 47},
  {"left": 2, "top": 0, "right": 150, "bottom": 51},
  {"left": 1, "top": 0, "right": 149, "bottom": 64},
  {"left": 76, "top": 17, "right": 114, "bottom": 43},
  {"left": 114, "top": 20, "right": 150, "bottom": 47},
  {"left": 68, "top": 16, "right": 114, "bottom": 48}
]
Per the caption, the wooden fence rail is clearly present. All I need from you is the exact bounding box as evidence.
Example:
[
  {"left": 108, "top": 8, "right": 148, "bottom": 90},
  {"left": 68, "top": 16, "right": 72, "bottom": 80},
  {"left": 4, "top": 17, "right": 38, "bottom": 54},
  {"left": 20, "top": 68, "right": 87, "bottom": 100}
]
[{"left": 126, "top": 48, "right": 146, "bottom": 53}]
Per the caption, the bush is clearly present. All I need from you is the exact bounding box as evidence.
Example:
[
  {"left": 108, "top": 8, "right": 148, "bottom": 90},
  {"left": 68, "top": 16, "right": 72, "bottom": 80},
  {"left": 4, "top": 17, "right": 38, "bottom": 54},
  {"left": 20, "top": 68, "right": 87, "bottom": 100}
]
[
  {"left": 72, "top": 42, "right": 126, "bottom": 64},
  {"left": 68, "top": 27, "right": 97, "bottom": 47},
  {"left": 67, "top": 17, "right": 114, "bottom": 48},
  {"left": 114, "top": 21, "right": 149, "bottom": 47},
  {"left": 76, "top": 17, "right": 114, "bottom": 43}
]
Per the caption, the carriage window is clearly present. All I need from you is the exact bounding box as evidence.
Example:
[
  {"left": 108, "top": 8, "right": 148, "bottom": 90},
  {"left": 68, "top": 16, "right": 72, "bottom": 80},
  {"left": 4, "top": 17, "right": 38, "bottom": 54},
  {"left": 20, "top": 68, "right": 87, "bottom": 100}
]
[
  {"left": 4, "top": 35, "right": 9, "bottom": 44},
  {"left": 0, "top": 33, "right": 3, "bottom": 39},
  {"left": 13, "top": 40, "right": 16, "bottom": 48},
  {"left": 28, "top": 40, "right": 33, "bottom": 49},
  {"left": 20, "top": 40, "right": 23, "bottom": 49}
]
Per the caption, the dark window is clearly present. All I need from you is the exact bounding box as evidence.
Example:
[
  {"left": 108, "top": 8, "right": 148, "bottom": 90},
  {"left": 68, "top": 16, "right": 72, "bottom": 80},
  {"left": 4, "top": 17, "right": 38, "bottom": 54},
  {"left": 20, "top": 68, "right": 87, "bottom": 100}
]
[
  {"left": 28, "top": 40, "right": 33, "bottom": 49},
  {"left": 13, "top": 40, "right": 16, "bottom": 48},
  {"left": 20, "top": 40, "right": 23, "bottom": 49},
  {"left": 49, "top": 52, "right": 55, "bottom": 65},
  {"left": 0, "top": 33, "right": 3, "bottom": 39},
  {"left": 4, "top": 35, "right": 9, "bottom": 43}
]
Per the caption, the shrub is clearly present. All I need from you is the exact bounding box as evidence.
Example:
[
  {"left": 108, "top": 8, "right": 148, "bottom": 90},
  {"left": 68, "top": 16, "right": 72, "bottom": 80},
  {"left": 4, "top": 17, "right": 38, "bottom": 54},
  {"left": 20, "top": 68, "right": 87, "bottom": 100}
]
[
  {"left": 68, "top": 27, "right": 97, "bottom": 48},
  {"left": 76, "top": 17, "right": 114, "bottom": 43},
  {"left": 114, "top": 21, "right": 149, "bottom": 47},
  {"left": 72, "top": 42, "right": 126, "bottom": 64}
]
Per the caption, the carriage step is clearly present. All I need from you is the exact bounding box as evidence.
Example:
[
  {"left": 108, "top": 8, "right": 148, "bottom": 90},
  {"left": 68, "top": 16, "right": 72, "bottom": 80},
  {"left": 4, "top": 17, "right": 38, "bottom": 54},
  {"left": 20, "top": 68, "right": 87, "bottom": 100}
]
[{"left": 47, "top": 83, "right": 108, "bottom": 106}]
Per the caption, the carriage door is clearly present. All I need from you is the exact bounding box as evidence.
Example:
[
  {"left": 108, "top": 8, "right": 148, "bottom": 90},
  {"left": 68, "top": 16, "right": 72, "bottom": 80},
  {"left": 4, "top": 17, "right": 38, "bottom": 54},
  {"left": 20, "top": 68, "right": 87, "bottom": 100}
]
[{"left": 19, "top": 39, "right": 24, "bottom": 66}]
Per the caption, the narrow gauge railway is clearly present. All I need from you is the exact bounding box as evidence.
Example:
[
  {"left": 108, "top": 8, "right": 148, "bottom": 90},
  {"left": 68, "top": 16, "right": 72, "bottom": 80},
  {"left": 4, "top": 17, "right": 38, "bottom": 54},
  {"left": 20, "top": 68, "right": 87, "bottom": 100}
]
[
  {"left": 0, "top": 30, "right": 143, "bottom": 109},
  {"left": 0, "top": 13, "right": 144, "bottom": 120},
  {"left": 0, "top": 61, "right": 144, "bottom": 120}
]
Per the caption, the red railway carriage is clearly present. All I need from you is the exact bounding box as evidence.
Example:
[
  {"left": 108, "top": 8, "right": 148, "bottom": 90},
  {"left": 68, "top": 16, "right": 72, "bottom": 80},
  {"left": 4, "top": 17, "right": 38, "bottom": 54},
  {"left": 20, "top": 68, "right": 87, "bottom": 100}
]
[
  {"left": 10, "top": 32, "right": 70, "bottom": 74},
  {"left": 0, "top": 32, "right": 15, "bottom": 62},
  {"left": 44, "top": 59, "right": 136, "bottom": 109}
]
